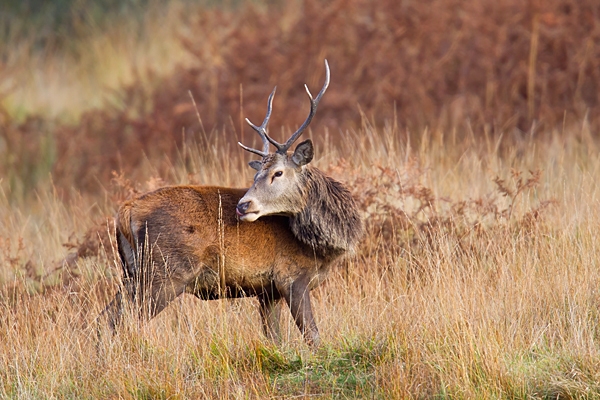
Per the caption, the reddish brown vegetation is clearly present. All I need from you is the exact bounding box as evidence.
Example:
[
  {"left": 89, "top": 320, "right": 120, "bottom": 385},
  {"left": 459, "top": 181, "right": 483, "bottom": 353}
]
[
  {"left": 328, "top": 160, "right": 554, "bottom": 267},
  {"left": 2, "top": 0, "right": 599, "bottom": 193}
]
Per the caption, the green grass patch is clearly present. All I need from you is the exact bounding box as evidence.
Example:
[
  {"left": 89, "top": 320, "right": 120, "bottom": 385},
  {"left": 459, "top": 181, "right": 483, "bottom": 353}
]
[{"left": 247, "top": 337, "right": 391, "bottom": 398}]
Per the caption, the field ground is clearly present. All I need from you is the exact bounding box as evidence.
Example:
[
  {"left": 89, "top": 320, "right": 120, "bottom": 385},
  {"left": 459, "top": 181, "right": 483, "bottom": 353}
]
[{"left": 1, "top": 0, "right": 600, "bottom": 398}]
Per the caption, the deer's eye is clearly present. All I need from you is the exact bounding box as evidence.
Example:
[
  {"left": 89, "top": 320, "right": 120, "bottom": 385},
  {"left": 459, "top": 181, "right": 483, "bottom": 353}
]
[{"left": 271, "top": 170, "right": 283, "bottom": 183}]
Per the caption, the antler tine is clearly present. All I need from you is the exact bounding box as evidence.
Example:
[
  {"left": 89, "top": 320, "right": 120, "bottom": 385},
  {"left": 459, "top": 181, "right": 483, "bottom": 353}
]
[
  {"left": 278, "top": 59, "right": 330, "bottom": 153},
  {"left": 238, "top": 87, "right": 277, "bottom": 157}
]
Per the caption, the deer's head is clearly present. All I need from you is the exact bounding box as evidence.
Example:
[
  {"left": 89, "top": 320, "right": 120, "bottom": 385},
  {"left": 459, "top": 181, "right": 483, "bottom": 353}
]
[{"left": 236, "top": 60, "right": 330, "bottom": 222}]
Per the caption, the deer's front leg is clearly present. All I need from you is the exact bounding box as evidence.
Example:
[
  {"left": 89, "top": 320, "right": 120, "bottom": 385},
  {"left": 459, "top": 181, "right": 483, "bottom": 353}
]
[
  {"left": 281, "top": 275, "right": 320, "bottom": 347},
  {"left": 258, "top": 293, "right": 282, "bottom": 343}
]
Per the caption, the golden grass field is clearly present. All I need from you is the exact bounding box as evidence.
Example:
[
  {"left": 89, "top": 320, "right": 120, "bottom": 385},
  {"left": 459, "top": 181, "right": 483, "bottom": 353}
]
[
  {"left": 2, "top": 124, "right": 600, "bottom": 398},
  {"left": 1, "top": 0, "right": 600, "bottom": 398}
]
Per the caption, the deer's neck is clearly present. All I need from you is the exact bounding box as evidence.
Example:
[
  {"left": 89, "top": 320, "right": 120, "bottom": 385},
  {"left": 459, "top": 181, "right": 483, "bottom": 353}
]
[{"left": 289, "top": 167, "right": 362, "bottom": 260}]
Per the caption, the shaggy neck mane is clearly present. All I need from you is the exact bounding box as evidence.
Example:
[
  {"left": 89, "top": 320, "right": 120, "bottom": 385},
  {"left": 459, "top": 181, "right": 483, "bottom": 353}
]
[{"left": 289, "top": 167, "right": 362, "bottom": 259}]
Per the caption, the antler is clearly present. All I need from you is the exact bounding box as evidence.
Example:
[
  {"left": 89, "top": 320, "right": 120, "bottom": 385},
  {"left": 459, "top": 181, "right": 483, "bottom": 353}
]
[
  {"left": 269, "top": 59, "right": 330, "bottom": 154},
  {"left": 238, "top": 87, "right": 277, "bottom": 157},
  {"left": 239, "top": 59, "right": 330, "bottom": 157}
]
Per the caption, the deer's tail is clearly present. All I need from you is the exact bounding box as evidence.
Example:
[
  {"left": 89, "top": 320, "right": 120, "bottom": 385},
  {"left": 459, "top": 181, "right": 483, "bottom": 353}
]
[{"left": 115, "top": 202, "right": 137, "bottom": 279}]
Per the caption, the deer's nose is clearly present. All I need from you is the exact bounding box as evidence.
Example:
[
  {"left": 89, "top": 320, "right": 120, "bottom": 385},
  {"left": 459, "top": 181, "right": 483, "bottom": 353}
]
[{"left": 236, "top": 201, "right": 251, "bottom": 216}]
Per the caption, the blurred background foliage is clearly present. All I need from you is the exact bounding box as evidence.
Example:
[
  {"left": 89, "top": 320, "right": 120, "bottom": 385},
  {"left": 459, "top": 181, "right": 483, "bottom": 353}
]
[{"left": 0, "top": 0, "right": 598, "bottom": 199}]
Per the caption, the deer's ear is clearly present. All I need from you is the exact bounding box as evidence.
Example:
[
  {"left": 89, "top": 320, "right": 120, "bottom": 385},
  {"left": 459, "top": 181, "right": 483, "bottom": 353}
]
[
  {"left": 292, "top": 139, "right": 314, "bottom": 166},
  {"left": 248, "top": 160, "right": 262, "bottom": 171}
]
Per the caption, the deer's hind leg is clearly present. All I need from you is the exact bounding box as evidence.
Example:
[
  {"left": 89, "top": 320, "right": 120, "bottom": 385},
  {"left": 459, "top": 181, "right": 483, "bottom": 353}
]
[
  {"left": 137, "top": 267, "right": 188, "bottom": 320},
  {"left": 99, "top": 286, "right": 128, "bottom": 332},
  {"left": 98, "top": 230, "right": 139, "bottom": 331},
  {"left": 100, "top": 229, "right": 188, "bottom": 330}
]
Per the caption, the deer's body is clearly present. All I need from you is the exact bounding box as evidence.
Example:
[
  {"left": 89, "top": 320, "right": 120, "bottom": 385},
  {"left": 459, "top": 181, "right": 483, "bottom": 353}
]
[
  {"left": 100, "top": 60, "right": 361, "bottom": 346},
  {"left": 118, "top": 186, "right": 312, "bottom": 298}
]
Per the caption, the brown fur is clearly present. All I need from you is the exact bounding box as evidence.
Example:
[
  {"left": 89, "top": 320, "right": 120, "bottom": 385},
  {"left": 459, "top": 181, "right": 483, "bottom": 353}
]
[{"left": 100, "top": 180, "right": 362, "bottom": 346}]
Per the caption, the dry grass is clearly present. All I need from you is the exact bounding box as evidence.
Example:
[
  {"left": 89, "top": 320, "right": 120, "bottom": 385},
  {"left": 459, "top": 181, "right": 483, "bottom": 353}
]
[
  {"left": 2, "top": 124, "right": 600, "bottom": 398},
  {"left": 2, "top": 0, "right": 600, "bottom": 397}
]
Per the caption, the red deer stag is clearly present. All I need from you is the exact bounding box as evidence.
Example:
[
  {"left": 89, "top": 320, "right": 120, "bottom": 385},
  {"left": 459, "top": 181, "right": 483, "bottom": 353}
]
[{"left": 100, "top": 60, "right": 362, "bottom": 347}]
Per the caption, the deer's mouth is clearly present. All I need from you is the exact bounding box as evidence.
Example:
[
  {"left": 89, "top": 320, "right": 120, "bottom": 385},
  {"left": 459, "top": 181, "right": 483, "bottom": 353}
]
[
  {"left": 236, "top": 203, "right": 260, "bottom": 221},
  {"left": 236, "top": 208, "right": 250, "bottom": 217},
  {"left": 237, "top": 210, "right": 260, "bottom": 222}
]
